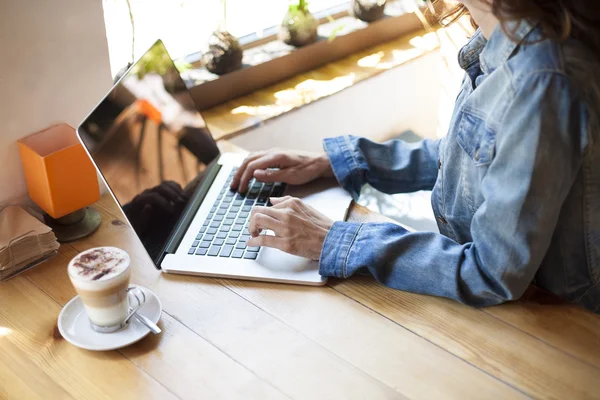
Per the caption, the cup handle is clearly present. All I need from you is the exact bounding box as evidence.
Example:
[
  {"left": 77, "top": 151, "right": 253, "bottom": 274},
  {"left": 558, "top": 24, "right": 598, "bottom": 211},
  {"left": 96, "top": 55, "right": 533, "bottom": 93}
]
[{"left": 124, "top": 286, "right": 146, "bottom": 324}]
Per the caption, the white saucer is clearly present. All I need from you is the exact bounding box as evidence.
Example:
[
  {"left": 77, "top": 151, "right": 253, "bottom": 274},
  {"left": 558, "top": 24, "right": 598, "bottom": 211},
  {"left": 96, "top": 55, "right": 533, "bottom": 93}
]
[{"left": 58, "top": 284, "right": 162, "bottom": 351}]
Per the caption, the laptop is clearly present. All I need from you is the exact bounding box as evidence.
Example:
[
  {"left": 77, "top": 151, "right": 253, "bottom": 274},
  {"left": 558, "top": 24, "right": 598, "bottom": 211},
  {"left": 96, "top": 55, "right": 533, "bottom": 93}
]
[{"left": 77, "top": 40, "right": 352, "bottom": 285}]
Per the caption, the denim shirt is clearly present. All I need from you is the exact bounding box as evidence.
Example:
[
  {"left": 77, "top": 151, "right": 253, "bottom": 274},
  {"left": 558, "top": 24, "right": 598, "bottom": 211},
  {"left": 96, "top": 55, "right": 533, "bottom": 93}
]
[{"left": 320, "top": 21, "right": 600, "bottom": 313}]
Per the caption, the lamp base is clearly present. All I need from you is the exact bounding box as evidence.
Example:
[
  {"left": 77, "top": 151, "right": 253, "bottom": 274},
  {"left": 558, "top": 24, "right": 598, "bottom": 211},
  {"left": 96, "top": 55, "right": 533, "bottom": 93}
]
[{"left": 45, "top": 207, "right": 102, "bottom": 243}]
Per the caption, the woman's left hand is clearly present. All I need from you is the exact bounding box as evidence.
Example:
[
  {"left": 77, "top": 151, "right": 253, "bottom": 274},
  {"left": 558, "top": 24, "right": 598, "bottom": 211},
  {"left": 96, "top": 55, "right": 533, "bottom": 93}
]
[{"left": 247, "top": 196, "right": 333, "bottom": 260}]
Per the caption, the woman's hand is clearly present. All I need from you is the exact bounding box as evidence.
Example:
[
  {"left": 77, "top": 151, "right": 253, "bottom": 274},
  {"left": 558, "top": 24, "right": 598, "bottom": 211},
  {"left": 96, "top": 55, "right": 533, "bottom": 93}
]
[
  {"left": 230, "top": 149, "right": 334, "bottom": 193},
  {"left": 247, "top": 196, "right": 333, "bottom": 260}
]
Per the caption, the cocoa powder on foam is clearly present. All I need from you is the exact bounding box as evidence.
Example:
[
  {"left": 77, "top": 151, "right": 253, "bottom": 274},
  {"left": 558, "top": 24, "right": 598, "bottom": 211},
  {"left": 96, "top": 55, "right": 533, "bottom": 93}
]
[{"left": 72, "top": 248, "right": 127, "bottom": 281}]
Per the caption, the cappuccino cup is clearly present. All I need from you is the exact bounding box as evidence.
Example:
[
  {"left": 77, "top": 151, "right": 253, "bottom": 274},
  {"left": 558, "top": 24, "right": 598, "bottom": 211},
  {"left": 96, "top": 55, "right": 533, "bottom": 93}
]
[{"left": 68, "top": 247, "right": 144, "bottom": 333}]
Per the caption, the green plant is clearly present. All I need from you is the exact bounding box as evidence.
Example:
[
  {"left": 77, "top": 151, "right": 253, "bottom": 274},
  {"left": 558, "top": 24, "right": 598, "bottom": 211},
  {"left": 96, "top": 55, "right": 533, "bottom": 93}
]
[
  {"left": 288, "top": 0, "right": 310, "bottom": 14},
  {"left": 326, "top": 15, "right": 344, "bottom": 42},
  {"left": 132, "top": 45, "right": 191, "bottom": 79},
  {"left": 285, "top": 0, "right": 342, "bottom": 43}
]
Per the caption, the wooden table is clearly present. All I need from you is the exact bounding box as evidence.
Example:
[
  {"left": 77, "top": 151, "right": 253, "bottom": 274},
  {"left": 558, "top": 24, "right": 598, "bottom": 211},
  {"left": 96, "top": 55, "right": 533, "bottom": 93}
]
[{"left": 2, "top": 142, "right": 600, "bottom": 400}]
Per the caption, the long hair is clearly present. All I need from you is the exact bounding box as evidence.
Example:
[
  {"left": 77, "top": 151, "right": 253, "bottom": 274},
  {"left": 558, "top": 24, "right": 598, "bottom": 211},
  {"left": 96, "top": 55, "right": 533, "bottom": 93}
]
[{"left": 431, "top": 0, "right": 600, "bottom": 57}]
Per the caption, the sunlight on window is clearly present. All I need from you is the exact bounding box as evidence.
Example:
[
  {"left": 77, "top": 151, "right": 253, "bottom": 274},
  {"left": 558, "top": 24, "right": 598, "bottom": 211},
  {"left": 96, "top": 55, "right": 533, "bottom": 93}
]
[
  {"left": 357, "top": 48, "right": 424, "bottom": 70},
  {"left": 357, "top": 51, "right": 385, "bottom": 68},
  {"left": 0, "top": 327, "right": 12, "bottom": 337},
  {"left": 231, "top": 74, "right": 356, "bottom": 118},
  {"left": 408, "top": 32, "right": 439, "bottom": 50},
  {"left": 231, "top": 104, "right": 291, "bottom": 119},
  {"left": 356, "top": 32, "right": 439, "bottom": 70},
  {"left": 275, "top": 74, "right": 356, "bottom": 104}
]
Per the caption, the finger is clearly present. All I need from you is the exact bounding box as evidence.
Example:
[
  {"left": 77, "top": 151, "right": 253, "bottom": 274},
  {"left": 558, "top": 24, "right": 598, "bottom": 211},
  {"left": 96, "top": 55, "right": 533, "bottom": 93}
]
[
  {"left": 269, "top": 196, "right": 292, "bottom": 206},
  {"left": 231, "top": 152, "right": 264, "bottom": 190},
  {"left": 239, "top": 153, "right": 288, "bottom": 192},
  {"left": 246, "top": 235, "right": 288, "bottom": 252},
  {"left": 238, "top": 154, "right": 270, "bottom": 193},
  {"left": 248, "top": 212, "right": 282, "bottom": 236},
  {"left": 253, "top": 168, "right": 291, "bottom": 183},
  {"left": 231, "top": 153, "right": 262, "bottom": 191},
  {"left": 251, "top": 205, "right": 288, "bottom": 223}
]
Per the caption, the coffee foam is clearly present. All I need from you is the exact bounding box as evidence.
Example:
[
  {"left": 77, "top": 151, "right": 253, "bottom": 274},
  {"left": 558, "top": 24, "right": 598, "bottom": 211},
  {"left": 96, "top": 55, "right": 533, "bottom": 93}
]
[{"left": 68, "top": 247, "right": 130, "bottom": 284}]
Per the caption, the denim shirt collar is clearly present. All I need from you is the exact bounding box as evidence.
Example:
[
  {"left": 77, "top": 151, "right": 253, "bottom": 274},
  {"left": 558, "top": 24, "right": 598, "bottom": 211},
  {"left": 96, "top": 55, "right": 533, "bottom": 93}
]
[{"left": 458, "top": 20, "right": 538, "bottom": 74}]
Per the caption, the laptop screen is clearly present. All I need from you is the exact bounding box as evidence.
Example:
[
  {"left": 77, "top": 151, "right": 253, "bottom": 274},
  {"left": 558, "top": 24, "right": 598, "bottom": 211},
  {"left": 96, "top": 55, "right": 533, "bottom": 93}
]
[{"left": 78, "top": 40, "right": 220, "bottom": 262}]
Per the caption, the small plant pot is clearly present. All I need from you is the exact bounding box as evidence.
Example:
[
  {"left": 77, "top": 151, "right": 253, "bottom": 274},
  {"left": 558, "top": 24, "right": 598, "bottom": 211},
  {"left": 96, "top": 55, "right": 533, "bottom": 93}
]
[
  {"left": 351, "top": 0, "right": 387, "bottom": 23},
  {"left": 202, "top": 31, "right": 244, "bottom": 76},
  {"left": 278, "top": 8, "right": 319, "bottom": 47}
]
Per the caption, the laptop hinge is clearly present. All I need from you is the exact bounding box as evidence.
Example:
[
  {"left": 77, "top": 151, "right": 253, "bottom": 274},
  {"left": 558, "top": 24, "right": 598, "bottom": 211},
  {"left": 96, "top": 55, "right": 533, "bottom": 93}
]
[{"left": 155, "top": 160, "right": 222, "bottom": 268}]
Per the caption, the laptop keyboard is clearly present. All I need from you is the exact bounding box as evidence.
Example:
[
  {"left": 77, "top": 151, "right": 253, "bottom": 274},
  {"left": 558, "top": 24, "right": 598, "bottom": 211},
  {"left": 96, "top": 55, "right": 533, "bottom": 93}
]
[{"left": 187, "top": 167, "right": 286, "bottom": 259}]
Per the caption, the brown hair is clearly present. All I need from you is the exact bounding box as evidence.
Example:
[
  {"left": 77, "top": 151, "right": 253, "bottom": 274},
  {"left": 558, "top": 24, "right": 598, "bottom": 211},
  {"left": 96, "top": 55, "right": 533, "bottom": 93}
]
[{"left": 430, "top": 0, "right": 600, "bottom": 56}]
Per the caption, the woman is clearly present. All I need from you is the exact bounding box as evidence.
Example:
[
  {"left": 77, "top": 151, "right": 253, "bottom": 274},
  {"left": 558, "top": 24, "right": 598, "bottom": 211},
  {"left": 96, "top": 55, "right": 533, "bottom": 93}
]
[{"left": 231, "top": 0, "right": 600, "bottom": 313}]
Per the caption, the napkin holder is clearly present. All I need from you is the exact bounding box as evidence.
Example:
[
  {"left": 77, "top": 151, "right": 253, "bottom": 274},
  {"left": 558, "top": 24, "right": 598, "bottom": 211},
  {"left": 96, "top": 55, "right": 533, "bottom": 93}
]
[{"left": 0, "top": 230, "right": 58, "bottom": 281}]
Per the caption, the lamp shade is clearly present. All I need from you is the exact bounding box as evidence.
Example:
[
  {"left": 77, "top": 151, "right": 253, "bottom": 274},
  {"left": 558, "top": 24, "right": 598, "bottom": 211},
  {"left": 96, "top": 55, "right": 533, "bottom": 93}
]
[{"left": 18, "top": 123, "right": 100, "bottom": 219}]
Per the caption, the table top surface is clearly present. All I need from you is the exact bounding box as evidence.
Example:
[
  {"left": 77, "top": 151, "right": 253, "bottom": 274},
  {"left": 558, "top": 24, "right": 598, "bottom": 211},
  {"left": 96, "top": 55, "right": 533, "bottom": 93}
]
[{"left": 2, "top": 141, "right": 600, "bottom": 400}]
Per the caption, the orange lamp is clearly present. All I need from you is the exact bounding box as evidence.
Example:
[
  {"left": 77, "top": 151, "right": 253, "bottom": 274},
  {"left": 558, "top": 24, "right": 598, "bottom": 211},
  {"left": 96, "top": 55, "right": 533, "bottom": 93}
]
[{"left": 18, "top": 123, "right": 101, "bottom": 242}]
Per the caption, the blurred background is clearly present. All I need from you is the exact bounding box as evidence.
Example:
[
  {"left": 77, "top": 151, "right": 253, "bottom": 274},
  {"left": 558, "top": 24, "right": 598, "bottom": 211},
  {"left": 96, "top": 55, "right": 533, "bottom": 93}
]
[{"left": 103, "top": 0, "right": 421, "bottom": 76}]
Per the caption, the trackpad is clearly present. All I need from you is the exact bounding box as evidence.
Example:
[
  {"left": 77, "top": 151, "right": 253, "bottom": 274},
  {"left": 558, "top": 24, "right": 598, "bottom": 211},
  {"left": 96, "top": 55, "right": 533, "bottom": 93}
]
[
  {"left": 257, "top": 246, "right": 318, "bottom": 272},
  {"left": 286, "top": 178, "right": 352, "bottom": 221}
]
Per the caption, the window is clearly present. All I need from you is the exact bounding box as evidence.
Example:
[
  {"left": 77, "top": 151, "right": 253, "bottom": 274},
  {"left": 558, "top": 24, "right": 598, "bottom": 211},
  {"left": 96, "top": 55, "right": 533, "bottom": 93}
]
[{"left": 102, "top": 0, "right": 349, "bottom": 77}]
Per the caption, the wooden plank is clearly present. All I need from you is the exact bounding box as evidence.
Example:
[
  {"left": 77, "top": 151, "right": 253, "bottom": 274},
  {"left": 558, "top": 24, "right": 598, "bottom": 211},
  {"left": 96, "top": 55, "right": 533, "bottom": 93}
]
[
  {"left": 0, "top": 339, "right": 73, "bottom": 400},
  {"left": 151, "top": 273, "right": 404, "bottom": 399},
  {"left": 121, "top": 313, "right": 287, "bottom": 400},
  {"left": 347, "top": 203, "right": 600, "bottom": 371},
  {"left": 484, "top": 286, "right": 600, "bottom": 369},
  {"left": 0, "top": 277, "right": 177, "bottom": 400},
  {"left": 331, "top": 276, "right": 600, "bottom": 400},
  {"left": 219, "top": 278, "right": 525, "bottom": 399}
]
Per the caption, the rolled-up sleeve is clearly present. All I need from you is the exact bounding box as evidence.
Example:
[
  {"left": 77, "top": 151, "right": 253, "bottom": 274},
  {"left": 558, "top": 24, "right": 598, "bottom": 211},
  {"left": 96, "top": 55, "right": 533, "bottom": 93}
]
[
  {"left": 320, "top": 72, "right": 585, "bottom": 306},
  {"left": 323, "top": 135, "right": 441, "bottom": 201}
]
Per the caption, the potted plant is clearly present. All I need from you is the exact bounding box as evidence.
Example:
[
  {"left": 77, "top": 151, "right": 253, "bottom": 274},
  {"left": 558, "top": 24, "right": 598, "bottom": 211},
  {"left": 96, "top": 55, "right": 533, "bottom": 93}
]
[
  {"left": 203, "top": 31, "right": 244, "bottom": 75},
  {"left": 350, "top": 0, "right": 387, "bottom": 23},
  {"left": 202, "top": 0, "right": 244, "bottom": 75},
  {"left": 278, "top": 0, "right": 319, "bottom": 47}
]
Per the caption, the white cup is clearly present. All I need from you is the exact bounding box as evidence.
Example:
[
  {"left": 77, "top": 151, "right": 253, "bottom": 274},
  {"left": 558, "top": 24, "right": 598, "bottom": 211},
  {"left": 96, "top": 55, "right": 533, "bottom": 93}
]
[{"left": 68, "top": 247, "right": 144, "bottom": 333}]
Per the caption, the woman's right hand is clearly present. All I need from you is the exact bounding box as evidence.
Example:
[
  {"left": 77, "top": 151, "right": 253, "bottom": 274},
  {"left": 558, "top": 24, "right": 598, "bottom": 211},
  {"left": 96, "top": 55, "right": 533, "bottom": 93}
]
[{"left": 230, "top": 149, "right": 334, "bottom": 192}]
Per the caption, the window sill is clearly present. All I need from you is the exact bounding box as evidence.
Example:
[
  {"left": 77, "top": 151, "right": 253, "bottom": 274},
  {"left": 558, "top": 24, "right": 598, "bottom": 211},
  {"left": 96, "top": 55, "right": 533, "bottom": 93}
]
[
  {"left": 199, "top": 16, "right": 475, "bottom": 142},
  {"left": 201, "top": 27, "right": 446, "bottom": 142},
  {"left": 184, "top": 2, "right": 428, "bottom": 112}
]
